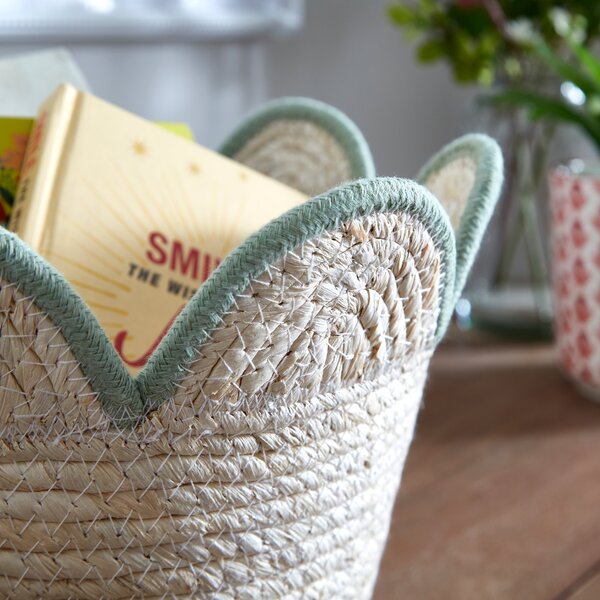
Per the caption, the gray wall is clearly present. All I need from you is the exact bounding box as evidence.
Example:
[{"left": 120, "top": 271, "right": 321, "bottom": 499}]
[
  {"left": 0, "top": 1, "right": 476, "bottom": 176},
  {"left": 266, "top": 0, "right": 477, "bottom": 176}
]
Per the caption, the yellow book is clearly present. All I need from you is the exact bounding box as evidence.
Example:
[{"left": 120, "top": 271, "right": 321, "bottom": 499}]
[
  {"left": 0, "top": 117, "right": 193, "bottom": 226},
  {"left": 10, "top": 84, "right": 307, "bottom": 373}
]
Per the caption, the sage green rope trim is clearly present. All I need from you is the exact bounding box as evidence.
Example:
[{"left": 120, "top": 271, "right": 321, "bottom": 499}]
[
  {"left": 416, "top": 133, "right": 504, "bottom": 306},
  {"left": 219, "top": 97, "right": 376, "bottom": 180},
  {"left": 138, "top": 177, "right": 456, "bottom": 411},
  {"left": 0, "top": 178, "right": 456, "bottom": 425},
  {"left": 0, "top": 230, "right": 142, "bottom": 426}
]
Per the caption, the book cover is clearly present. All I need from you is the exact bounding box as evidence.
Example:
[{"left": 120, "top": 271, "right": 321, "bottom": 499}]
[
  {"left": 0, "top": 118, "right": 193, "bottom": 226},
  {"left": 11, "top": 84, "right": 307, "bottom": 373}
]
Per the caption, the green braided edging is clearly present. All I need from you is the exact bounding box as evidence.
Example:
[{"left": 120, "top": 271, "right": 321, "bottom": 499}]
[
  {"left": 0, "top": 132, "right": 503, "bottom": 427},
  {"left": 0, "top": 230, "right": 143, "bottom": 426},
  {"left": 416, "top": 133, "right": 504, "bottom": 305},
  {"left": 0, "top": 178, "right": 456, "bottom": 425},
  {"left": 219, "top": 96, "right": 376, "bottom": 180},
  {"left": 138, "top": 178, "right": 456, "bottom": 411}
]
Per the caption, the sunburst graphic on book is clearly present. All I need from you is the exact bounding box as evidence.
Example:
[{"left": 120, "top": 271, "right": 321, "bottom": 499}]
[{"left": 11, "top": 85, "right": 307, "bottom": 374}]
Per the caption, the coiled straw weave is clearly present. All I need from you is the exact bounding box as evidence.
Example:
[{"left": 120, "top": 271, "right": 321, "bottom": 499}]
[
  {"left": 231, "top": 119, "right": 353, "bottom": 196},
  {"left": 0, "top": 97, "right": 503, "bottom": 598},
  {"left": 0, "top": 211, "right": 441, "bottom": 599}
]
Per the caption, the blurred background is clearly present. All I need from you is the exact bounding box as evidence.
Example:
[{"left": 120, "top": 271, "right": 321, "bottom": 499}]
[{"left": 0, "top": 0, "right": 474, "bottom": 175}]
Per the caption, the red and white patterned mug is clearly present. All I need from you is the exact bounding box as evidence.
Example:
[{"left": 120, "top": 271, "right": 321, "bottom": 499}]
[{"left": 550, "top": 163, "right": 600, "bottom": 399}]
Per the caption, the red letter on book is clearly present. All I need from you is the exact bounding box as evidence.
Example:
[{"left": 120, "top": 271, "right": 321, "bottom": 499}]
[
  {"left": 146, "top": 231, "right": 168, "bottom": 265},
  {"left": 171, "top": 239, "right": 200, "bottom": 279}
]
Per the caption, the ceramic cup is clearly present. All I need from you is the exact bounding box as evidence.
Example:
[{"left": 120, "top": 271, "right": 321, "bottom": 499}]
[{"left": 550, "top": 163, "right": 600, "bottom": 400}]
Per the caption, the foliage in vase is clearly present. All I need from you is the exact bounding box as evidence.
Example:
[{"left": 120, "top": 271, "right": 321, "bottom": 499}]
[
  {"left": 388, "top": 1, "right": 600, "bottom": 86},
  {"left": 482, "top": 25, "right": 600, "bottom": 154}
]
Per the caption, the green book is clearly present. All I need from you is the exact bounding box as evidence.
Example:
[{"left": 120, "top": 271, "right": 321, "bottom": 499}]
[{"left": 0, "top": 117, "right": 33, "bottom": 224}]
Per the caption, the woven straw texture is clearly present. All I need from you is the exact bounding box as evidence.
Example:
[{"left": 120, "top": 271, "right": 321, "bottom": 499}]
[
  {"left": 0, "top": 95, "right": 503, "bottom": 598},
  {"left": 0, "top": 210, "right": 440, "bottom": 599},
  {"left": 230, "top": 119, "right": 353, "bottom": 196},
  {"left": 220, "top": 97, "right": 375, "bottom": 198},
  {"left": 416, "top": 133, "right": 504, "bottom": 307},
  {"left": 421, "top": 154, "right": 476, "bottom": 231}
]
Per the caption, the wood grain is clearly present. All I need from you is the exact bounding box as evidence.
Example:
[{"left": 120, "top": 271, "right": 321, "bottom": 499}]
[{"left": 373, "top": 340, "right": 600, "bottom": 600}]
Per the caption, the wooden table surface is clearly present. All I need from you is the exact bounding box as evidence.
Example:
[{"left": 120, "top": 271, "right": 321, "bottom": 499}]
[{"left": 372, "top": 339, "right": 600, "bottom": 600}]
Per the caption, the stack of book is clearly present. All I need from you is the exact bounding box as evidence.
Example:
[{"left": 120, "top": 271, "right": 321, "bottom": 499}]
[{"left": 1, "top": 50, "right": 307, "bottom": 373}]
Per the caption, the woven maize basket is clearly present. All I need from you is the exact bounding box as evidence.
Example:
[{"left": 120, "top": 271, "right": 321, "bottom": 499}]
[{"left": 0, "top": 98, "right": 503, "bottom": 599}]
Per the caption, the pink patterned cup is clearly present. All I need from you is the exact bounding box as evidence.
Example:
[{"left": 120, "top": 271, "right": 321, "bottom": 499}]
[{"left": 550, "top": 164, "right": 600, "bottom": 400}]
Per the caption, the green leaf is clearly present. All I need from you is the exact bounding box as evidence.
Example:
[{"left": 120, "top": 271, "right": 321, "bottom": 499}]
[
  {"left": 504, "top": 57, "right": 522, "bottom": 80},
  {"left": 387, "top": 4, "right": 414, "bottom": 26},
  {"left": 588, "top": 94, "right": 600, "bottom": 116},
  {"left": 532, "top": 38, "right": 597, "bottom": 96},
  {"left": 417, "top": 39, "right": 445, "bottom": 62},
  {"left": 477, "top": 67, "right": 495, "bottom": 87},
  {"left": 446, "top": 3, "right": 492, "bottom": 37},
  {"left": 567, "top": 38, "right": 600, "bottom": 90},
  {"left": 481, "top": 88, "right": 600, "bottom": 152},
  {"left": 453, "top": 61, "right": 480, "bottom": 84},
  {"left": 417, "top": 0, "right": 439, "bottom": 20}
]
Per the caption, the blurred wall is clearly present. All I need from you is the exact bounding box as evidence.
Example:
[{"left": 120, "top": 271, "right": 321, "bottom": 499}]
[
  {"left": 72, "top": 42, "right": 267, "bottom": 149},
  {"left": 266, "top": 0, "right": 477, "bottom": 176},
  {"left": 0, "top": 41, "right": 268, "bottom": 150},
  {"left": 0, "top": 0, "right": 477, "bottom": 175}
]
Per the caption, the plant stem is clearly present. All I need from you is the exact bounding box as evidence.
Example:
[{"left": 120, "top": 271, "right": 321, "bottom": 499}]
[
  {"left": 493, "top": 120, "right": 553, "bottom": 314},
  {"left": 490, "top": 110, "right": 520, "bottom": 286}
]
